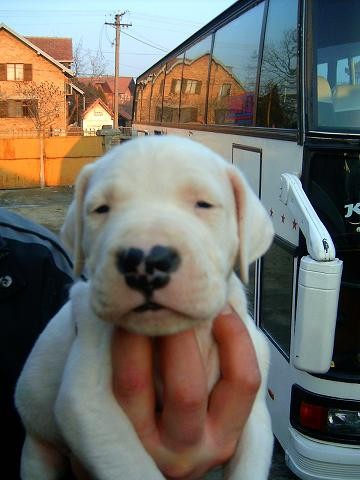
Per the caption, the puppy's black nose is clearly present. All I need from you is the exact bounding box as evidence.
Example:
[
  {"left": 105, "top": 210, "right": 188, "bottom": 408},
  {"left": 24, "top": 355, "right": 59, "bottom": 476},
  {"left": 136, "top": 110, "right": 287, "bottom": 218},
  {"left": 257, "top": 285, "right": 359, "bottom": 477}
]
[
  {"left": 145, "top": 245, "right": 181, "bottom": 274},
  {"left": 116, "top": 245, "right": 181, "bottom": 296},
  {"left": 116, "top": 247, "right": 144, "bottom": 274}
]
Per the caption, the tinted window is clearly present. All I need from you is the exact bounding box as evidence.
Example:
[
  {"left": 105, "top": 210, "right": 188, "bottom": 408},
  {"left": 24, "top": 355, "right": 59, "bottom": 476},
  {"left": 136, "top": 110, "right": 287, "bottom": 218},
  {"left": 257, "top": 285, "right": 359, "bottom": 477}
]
[
  {"left": 309, "top": 0, "right": 360, "bottom": 132},
  {"left": 135, "top": 73, "right": 152, "bottom": 123},
  {"left": 180, "top": 37, "right": 212, "bottom": 124},
  {"left": 150, "top": 65, "right": 166, "bottom": 123},
  {"left": 308, "top": 152, "right": 360, "bottom": 254},
  {"left": 260, "top": 242, "right": 294, "bottom": 356},
  {"left": 162, "top": 53, "right": 184, "bottom": 123},
  {"left": 256, "top": 0, "right": 298, "bottom": 128},
  {"left": 208, "top": 2, "right": 265, "bottom": 126}
]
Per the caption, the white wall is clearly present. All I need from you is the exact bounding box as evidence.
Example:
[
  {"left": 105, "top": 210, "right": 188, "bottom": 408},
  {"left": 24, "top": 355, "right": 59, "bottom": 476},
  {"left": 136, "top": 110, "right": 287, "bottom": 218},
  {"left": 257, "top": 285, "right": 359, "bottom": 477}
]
[{"left": 83, "top": 105, "right": 113, "bottom": 134}]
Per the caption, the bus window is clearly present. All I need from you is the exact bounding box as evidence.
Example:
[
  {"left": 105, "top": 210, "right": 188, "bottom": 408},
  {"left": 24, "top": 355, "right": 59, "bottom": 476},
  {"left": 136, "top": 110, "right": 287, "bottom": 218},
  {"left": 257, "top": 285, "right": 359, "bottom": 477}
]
[
  {"left": 149, "top": 65, "right": 166, "bottom": 123},
  {"left": 256, "top": 0, "right": 298, "bottom": 129},
  {"left": 336, "top": 58, "right": 351, "bottom": 85},
  {"left": 162, "top": 53, "right": 184, "bottom": 124},
  {"left": 260, "top": 241, "right": 294, "bottom": 356},
  {"left": 179, "top": 37, "right": 212, "bottom": 124},
  {"left": 135, "top": 74, "right": 152, "bottom": 124},
  {"left": 309, "top": 0, "right": 360, "bottom": 132},
  {"left": 208, "top": 2, "right": 265, "bottom": 126},
  {"left": 317, "top": 63, "right": 328, "bottom": 79}
]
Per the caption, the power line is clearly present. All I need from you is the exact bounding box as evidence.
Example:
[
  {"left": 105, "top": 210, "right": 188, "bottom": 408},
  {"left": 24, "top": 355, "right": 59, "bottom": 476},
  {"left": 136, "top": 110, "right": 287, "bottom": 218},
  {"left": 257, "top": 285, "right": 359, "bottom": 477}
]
[
  {"left": 123, "top": 10, "right": 203, "bottom": 27},
  {"left": 121, "top": 30, "right": 168, "bottom": 53}
]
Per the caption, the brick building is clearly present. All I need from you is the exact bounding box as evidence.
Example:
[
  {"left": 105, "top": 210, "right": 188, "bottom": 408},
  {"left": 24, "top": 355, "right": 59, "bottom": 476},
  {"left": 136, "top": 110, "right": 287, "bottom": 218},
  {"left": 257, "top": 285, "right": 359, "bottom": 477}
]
[
  {"left": 0, "top": 24, "right": 82, "bottom": 133},
  {"left": 77, "top": 76, "right": 135, "bottom": 122},
  {"left": 135, "top": 53, "right": 245, "bottom": 124}
]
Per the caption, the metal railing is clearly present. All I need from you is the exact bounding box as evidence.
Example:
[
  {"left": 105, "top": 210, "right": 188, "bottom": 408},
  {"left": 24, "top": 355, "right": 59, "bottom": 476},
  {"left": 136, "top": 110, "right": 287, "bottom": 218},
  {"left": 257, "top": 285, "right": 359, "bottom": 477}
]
[{"left": 0, "top": 126, "right": 134, "bottom": 138}]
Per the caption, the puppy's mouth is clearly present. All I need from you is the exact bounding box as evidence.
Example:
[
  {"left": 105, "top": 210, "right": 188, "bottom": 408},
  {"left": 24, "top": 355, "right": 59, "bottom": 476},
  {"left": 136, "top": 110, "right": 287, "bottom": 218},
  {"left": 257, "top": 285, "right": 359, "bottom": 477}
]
[{"left": 133, "top": 301, "right": 164, "bottom": 313}]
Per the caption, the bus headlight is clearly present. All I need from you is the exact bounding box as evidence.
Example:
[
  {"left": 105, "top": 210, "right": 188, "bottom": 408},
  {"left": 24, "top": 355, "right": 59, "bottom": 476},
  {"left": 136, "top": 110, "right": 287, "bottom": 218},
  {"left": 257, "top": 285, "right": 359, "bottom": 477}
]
[{"left": 327, "top": 409, "right": 360, "bottom": 435}]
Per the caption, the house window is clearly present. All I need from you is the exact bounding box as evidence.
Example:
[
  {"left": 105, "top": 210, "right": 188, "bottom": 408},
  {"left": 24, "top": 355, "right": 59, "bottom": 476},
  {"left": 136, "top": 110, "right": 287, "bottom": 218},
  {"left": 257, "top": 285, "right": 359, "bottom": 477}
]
[
  {"left": 65, "top": 83, "right": 73, "bottom": 95},
  {"left": 7, "top": 63, "right": 24, "bottom": 81},
  {"left": 8, "top": 99, "right": 23, "bottom": 117},
  {"left": 170, "top": 79, "right": 182, "bottom": 94},
  {"left": 0, "top": 99, "right": 35, "bottom": 118},
  {"left": 0, "top": 63, "right": 32, "bottom": 81},
  {"left": 22, "top": 100, "right": 35, "bottom": 117},
  {"left": 182, "top": 79, "right": 202, "bottom": 94},
  {"left": 0, "top": 101, "right": 7, "bottom": 118},
  {"left": 219, "top": 83, "right": 231, "bottom": 97}
]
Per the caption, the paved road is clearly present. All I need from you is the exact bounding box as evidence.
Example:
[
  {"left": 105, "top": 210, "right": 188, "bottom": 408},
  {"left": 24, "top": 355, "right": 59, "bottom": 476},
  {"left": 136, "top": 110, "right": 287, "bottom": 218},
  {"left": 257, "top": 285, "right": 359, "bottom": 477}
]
[
  {"left": 0, "top": 186, "right": 299, "bottom": 480},
  {"left": 205, "top": 441, "right": 298, "bottom": 479}
]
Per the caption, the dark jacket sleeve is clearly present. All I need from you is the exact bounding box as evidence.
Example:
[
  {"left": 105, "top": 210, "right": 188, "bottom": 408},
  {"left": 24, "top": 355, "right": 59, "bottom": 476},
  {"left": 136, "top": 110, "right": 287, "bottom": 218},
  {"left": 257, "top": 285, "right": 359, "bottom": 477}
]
[{"left": 0, "top": 210, "right": 74, "bottom": 480}]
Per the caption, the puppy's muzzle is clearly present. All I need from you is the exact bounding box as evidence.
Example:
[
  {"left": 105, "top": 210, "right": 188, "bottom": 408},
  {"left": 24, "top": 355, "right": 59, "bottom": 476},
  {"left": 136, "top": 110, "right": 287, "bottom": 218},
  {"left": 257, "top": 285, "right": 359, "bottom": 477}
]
[{"left": 116, "top": 245, "right": 181, "bottom": 299}]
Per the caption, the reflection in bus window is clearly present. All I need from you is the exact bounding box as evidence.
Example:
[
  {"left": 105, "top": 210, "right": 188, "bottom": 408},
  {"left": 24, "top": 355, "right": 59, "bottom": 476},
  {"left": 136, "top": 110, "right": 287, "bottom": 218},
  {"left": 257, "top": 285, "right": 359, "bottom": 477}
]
[
  {"left": 260, "top": 242, "right": 294, "bottom": 356},
  {"left": 309, "top": 0, "right": 360, "bottom": 132},
  {"left": 308, "top": 152, "right": 360, "bottom": 251},
  {"left": 208, "top": 2, "right": 265, "bottom": 126},
  {"left": 135, "top": 73, "right": 152, "bottom": 123},
  {"left": 162, "top": 53, "right": 184, "bottom": 124},
  {"left": 256, "top": 0, "right": 298, "bottom": 129},
  {"left": 180, "top": 37, "right": 212, "bottom": 124},
  {"left": 149, "top": 65, "right": 166, "bottom": 123}
]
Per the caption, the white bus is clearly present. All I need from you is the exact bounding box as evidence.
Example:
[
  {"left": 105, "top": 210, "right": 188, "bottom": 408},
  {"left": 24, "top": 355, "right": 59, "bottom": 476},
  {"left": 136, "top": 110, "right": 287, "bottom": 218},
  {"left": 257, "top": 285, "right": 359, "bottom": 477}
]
[{"left": 132, "top": 1, "right": 360, "bottom": 478}]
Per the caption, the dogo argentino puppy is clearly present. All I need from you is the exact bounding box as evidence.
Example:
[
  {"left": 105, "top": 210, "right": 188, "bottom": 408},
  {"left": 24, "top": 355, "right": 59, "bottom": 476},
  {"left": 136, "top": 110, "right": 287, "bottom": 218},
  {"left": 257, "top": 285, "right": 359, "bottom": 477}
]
[{"left": 16, "top": 135, "right": 274, "bottom": 480}]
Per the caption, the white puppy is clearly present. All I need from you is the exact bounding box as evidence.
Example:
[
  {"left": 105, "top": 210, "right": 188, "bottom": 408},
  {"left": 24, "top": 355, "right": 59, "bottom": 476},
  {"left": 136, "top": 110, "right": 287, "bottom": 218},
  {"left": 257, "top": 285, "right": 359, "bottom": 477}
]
[{"left": 15, "top": 136, "right": 274, "bottom": 480}]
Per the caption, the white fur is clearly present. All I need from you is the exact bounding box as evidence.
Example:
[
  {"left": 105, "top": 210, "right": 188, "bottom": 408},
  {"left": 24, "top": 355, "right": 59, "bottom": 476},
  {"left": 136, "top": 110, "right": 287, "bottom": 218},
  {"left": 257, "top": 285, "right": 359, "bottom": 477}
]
[{"left": 15, "top": 136, "right": 274, "bottom": 479}]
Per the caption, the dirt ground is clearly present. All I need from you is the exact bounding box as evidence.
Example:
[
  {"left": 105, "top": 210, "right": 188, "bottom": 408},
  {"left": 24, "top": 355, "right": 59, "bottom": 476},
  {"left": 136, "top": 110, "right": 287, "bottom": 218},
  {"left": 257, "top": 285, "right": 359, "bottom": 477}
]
[
  {"left": 0, "top": 186, "right": 74, "bottom": 233},
  {"left": 0, "top": 186, "right": 298, "bottom": 480}
]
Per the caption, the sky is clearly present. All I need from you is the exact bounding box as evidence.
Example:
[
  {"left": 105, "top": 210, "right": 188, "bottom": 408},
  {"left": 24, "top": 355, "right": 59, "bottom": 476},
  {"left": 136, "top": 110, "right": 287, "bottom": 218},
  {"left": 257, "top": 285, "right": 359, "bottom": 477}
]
[{"left": 0, "top": 0, "right": 236, "bottom": 79}]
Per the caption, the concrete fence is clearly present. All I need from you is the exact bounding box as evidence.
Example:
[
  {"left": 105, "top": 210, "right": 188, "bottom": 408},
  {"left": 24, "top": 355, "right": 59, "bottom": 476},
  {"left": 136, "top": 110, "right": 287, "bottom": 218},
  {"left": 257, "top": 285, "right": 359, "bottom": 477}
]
[{"left": 0, "top": 136, "right": 104, "bottom": 189}]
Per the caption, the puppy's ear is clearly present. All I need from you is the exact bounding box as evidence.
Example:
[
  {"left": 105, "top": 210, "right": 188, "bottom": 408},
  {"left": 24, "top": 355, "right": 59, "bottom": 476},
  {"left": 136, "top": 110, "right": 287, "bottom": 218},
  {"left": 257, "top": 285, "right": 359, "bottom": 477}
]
[
  {"left": 227, "top": 165, "right": 274, "bottom": 284},
  {"left": 61, "top": 163, "right": 95, "bottom": 277}
]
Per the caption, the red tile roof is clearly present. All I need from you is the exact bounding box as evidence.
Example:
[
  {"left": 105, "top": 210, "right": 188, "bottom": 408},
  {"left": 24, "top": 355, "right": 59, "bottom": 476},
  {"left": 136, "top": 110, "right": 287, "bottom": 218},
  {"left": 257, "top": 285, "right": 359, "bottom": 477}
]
[
  {"left": 82, "top": 98, "right": 114, "bottom": 119},
  {"left": 104, "top": 76, "right": 134, "bottom": 93},
  {"left": 119, "top": 108, "right": 132, "bottom": 120},
  {"left": 77, "top": 76, "right": 134, "bottom": 94},
  {"left": 25, "top": 37, "right": 73, "bottom": 61}
]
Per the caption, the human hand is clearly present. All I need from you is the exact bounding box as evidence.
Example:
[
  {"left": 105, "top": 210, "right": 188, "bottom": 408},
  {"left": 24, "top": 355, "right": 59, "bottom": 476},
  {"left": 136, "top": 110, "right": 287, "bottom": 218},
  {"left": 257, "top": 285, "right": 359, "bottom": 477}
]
[{"left": 112, "top": 309, "right": 261, "bottom": 480}]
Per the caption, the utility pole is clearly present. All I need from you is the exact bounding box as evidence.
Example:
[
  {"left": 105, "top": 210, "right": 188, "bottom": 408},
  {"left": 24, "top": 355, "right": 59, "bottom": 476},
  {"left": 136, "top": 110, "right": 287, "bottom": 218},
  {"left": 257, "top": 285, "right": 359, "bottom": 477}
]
[{"left": 106, "top": 12, "right": 131, "bottom": 129}]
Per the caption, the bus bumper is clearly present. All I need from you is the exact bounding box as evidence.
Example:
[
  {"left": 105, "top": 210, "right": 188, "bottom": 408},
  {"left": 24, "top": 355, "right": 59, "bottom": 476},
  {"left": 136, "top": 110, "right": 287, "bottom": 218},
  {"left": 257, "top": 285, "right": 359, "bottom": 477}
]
[{"left": 286, "top": 428, "right": 360, "bottom": 480}]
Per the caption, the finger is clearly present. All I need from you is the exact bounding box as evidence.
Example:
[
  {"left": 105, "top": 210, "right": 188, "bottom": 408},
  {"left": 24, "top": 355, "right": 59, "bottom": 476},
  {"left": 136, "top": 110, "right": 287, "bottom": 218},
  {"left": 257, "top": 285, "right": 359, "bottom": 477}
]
[
  {"left": 159, "top": 330, "right": 208, "bottom": 448},
  {"left": 111, "top": 328, "right": 157, "bottom": 440},
  {"left": 209, "top": 311, "right": 260, "bottom": 442}
]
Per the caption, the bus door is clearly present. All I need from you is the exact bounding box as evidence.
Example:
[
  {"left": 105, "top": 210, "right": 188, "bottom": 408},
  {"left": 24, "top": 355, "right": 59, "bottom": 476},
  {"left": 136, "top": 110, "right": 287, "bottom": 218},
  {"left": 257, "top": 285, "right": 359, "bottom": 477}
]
[{"left": 305, "top": 146, "right": 360, "bottom": 380}]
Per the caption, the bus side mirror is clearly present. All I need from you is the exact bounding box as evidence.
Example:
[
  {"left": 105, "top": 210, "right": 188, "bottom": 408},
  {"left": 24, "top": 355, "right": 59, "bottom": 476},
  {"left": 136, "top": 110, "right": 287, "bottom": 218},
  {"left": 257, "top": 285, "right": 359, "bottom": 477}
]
[{"left": 293, "top": 255, "right": 343, "bottom": 373}]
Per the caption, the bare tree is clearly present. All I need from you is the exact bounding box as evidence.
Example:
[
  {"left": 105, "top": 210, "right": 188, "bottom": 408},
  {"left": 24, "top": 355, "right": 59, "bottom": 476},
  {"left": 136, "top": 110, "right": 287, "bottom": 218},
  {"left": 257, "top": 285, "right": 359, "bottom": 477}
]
[
  {"left": 261, "top": 28, "right": 297, "bottom": 88},
  {"left": 16, "top": 81, "right": 63, "bottom": 187},
  {"left": 73, "top": 39, "right": 88, "bottom": 77},
  {"left": 257, "top": 28, "right": 298, "bottom": 128},
  {"left": 17, "top": 81, "right": 63, "bottom": 132},
  {"left": 73, "top": 39, "right": 108, "bottom": 78},
  {"left": 88, "top": 49, "right": 108, "bottom": 78}
]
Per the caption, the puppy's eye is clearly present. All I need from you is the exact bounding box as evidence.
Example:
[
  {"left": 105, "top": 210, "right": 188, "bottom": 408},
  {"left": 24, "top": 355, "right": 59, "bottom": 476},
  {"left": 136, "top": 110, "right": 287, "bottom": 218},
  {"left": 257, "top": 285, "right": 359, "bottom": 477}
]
[
  {"left": 94, "top": 205, "right": 110, "bottom": 214},
  {"left": 196, "top": 200, "right": 214, "bottom": 209}
]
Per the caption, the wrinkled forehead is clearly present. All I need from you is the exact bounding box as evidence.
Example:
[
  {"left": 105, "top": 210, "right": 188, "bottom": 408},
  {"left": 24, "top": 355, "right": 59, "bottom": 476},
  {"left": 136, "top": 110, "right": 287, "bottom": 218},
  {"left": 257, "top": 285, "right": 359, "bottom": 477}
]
[{"left": 86, "top": 138, "right": 231, "bottom": 200}]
